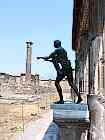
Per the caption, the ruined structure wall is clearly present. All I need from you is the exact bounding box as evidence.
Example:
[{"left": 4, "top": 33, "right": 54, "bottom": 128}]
[
  {"left": 0, "top": 74, "right": 71, "bottom": 99},
  {"left": 0, "top": 74, "right": 38, "bottom": 97}
]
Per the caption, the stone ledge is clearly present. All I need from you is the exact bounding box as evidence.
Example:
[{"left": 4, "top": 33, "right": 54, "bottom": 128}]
[
  {"left": 51, "top": 101, "right": 88, "bottom": 111},
  {"left": 53, "top": 109, "right": 89, "bottom": 120},
  {"left": 54, "top": 119, "right": 90, "bottom": 129}
]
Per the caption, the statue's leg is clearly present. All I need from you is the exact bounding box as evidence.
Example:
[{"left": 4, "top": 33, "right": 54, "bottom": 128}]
[
  {"left": 67, "top": 74, "right": 83, "bottom": 103},
  {"left": 55, "top": 74, "right": 65, "bottom": 103}
]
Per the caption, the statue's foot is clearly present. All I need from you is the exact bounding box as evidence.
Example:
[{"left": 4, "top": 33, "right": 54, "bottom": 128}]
[
  {"left": 76, "top": 97, "right": 83, "bottom": 104},
  {"left": 54, "top": 100, "right": 64, "bottom": 104}
]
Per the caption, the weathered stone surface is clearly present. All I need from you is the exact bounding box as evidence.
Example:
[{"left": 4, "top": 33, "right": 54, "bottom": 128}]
[
  {"left": 51, "top": 101, "right": 89, "bottom": 140},
  {"left": 51, "top": 101, "right": 88, "bottom": 111},
  {"left": 42, "top": 122, "right": 59, "bottom": 140},
  {"left": 88, "top": 95, "right": 105, "bottom": 140},
  {"left": 51, "top": 102, "right": 89, "bottom": 121},
  {"left": 59, "top": 127, "right": 88, "bottom": 140}
]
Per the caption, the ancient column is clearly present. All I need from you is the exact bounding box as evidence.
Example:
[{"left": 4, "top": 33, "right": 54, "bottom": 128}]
[
  {"left": 88, "top": 0, "right": 105, "bottom": 94},
  {"left": 26, "top": 41, "right": 33, "bottom": 81},
  {"left": 87, "top": 0, "right": 105, "bottom": 140}
]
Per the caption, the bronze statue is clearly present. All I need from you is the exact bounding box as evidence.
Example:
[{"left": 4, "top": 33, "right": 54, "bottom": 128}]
[{"left": 37, "top": 40, "right": 82, "bottom": 104}]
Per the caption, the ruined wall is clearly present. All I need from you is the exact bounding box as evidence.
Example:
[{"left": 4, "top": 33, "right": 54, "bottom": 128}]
[
  {"left": 0, "top": 73, "right": 38, "bottom": 97},
  {"left": 0, "top": 73, "right": 71, "bottom": 98}
]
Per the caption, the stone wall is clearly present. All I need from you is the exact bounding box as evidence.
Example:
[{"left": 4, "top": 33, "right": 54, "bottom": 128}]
[
  {"left": 0, "top": 73, "right": 38, "bottom": 97},
  {"left": 0, "top": 73, "right": 71, "bottom": 98}
]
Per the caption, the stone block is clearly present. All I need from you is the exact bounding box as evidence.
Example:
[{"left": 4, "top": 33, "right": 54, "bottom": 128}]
[
  {"left": 51, "top": 101, "right": 88, "bottom": 111},
  {"left": 51, "top": 101, "right": 90, "bottom": 129}
]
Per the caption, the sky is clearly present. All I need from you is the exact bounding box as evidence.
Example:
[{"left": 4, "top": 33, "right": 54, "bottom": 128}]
[{"left": 0, "top": 0, "right": 75, "bottom": 79}]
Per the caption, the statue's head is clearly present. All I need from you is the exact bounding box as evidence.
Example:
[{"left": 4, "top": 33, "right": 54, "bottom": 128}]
[{"left": 54, "top": 40, "right": 61, "bottom": 48}]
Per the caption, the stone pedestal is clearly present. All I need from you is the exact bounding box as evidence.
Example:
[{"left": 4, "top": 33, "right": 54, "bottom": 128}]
[{"left": 51, "top": 101, "right": 90, "bottom": 140}]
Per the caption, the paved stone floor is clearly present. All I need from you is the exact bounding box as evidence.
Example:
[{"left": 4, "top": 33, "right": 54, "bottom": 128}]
[{"left": 12, "top": 111, "right": 53, "bottom": 140}]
